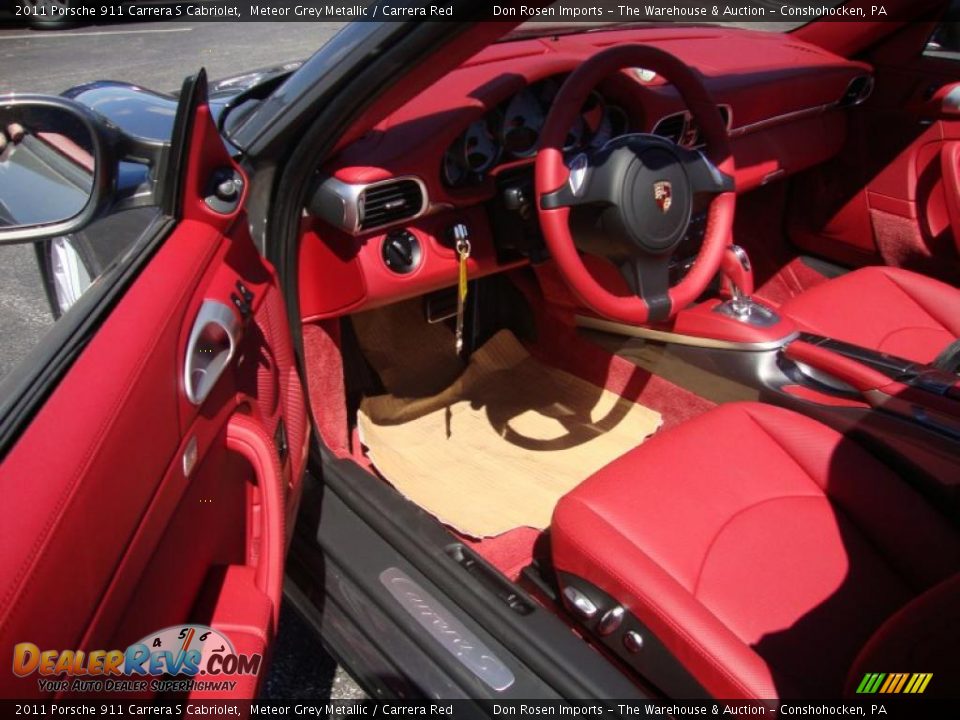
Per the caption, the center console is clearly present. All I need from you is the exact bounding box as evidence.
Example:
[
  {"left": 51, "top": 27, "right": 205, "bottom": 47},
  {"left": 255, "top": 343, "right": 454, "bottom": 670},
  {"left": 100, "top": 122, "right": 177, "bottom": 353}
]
[{"left": 576, "top": 246, "right": 960, "bottom": 517}]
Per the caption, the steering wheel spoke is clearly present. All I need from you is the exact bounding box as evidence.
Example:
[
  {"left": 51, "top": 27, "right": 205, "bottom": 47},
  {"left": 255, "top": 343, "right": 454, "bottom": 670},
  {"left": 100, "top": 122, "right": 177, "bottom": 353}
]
[
  {"left": 618, "top": 255, "right": 673, "bottom": 322},
  {"left": 540, "top": 153, "right": 610, "bottom": 211},
  {"left": 681, "top": 148, "right": 735, "bottom": 201},
  {"left": 535, "top": 44, "right": 735, "bottom": 325}
]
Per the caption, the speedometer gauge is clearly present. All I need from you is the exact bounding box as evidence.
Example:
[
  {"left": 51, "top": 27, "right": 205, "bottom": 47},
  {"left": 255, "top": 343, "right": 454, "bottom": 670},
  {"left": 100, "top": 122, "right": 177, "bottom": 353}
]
[
  {"left": 502, "top": 88, "right": 545, "bottom": 158},
  {"left": 463, "top": 117, "right": 500, "bottom": 173}
]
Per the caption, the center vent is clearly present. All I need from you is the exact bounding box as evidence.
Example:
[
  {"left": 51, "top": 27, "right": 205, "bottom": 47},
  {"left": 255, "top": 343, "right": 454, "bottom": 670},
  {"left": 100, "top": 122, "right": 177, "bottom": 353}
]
[
  {"left": 308, "top": 175, "right": 428, "bottom": 235},
  {"left": 652, "top": 113, "right": 686, "bottom": 144},
  {"left": 360, "top": 179, "right": 425, "bottom": 231},
  {"left": 652, "top": 106, "right": 732, "bottom": 148}
]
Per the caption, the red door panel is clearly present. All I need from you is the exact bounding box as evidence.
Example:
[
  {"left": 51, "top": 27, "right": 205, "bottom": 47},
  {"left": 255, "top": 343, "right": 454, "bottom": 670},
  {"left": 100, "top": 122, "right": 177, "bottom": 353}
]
[
  {"left": 789, "top": 21, "right": 960, "bottom": 282},
  {"left": 0, "top": 77, "right": 306, "bottom": 699}
]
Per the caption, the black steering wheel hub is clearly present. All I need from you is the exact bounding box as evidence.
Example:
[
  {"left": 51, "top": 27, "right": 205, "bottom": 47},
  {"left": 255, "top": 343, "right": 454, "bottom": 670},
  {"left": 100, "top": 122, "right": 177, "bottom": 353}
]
[
  {"left": 542, "top": 134, "right": 707, "bottom": 263},
  {"left": 619, "top": 140, "right": 692, "bottom": 254}
]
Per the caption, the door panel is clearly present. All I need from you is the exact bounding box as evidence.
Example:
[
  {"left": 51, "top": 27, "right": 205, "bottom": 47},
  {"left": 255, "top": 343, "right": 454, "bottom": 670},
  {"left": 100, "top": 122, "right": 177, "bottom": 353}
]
[
  {"left": 788, "top": 21, "right": 960, "bottom": 282},
  {"left": 0, "top": 76, "right": 306, "bottom": 699}
]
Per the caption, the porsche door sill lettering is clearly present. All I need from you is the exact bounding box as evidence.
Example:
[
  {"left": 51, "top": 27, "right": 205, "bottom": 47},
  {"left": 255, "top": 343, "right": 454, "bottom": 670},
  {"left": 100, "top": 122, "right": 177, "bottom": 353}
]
[{"left": 379, "top": 567, "right": 515, "bottom": 691}]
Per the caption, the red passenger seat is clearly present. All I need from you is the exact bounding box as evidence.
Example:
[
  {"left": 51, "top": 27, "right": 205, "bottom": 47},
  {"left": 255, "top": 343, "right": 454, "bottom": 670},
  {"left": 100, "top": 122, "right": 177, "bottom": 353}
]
[
  {"left": 551, "top": 402, "right": 960, "bottom": 698},
  {"left": 779, "top": 266, "right": 960, "bottom": 364}
]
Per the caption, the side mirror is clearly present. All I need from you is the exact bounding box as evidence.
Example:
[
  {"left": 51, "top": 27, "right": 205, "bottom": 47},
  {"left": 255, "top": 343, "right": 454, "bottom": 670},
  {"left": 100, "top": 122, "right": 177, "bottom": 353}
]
[{"left": 0, "top": 96, "right": 116, "bottom": 244}]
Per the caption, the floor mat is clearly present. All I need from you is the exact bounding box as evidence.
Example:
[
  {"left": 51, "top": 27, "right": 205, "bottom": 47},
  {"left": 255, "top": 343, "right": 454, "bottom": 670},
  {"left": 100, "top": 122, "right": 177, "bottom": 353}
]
[
  {"left": 358, "top": 330, "right": 663, "bottom": 538},
  {"left": 351, "top": 299, "right": 465, "bottom": 399}
]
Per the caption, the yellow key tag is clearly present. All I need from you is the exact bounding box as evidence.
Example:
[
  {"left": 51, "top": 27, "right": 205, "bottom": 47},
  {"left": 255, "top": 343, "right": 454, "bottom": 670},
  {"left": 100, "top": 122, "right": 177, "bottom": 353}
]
[
  {"left": 455, "top": 237, "right": 471, "bottom": 354},
  {"left": 458, "top": 248, "right": 469, "bottom": 302}
]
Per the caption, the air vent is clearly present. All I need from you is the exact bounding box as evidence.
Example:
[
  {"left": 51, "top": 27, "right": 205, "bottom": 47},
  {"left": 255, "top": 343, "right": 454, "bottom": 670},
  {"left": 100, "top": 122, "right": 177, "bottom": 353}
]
[
  {"left": 718, "top": 105, "right": 731, "bottom": 128},
  {"left": 653, "top": 106, "right": 732, "bottom": 148},
  {"left": 360, "top": 179, "right": 425, "bottom": 231},
  {"left": 839, "top": 75, "right": 874, "bottom": 107},
  {"left": 652, "top": 112, "right": 686, "bottom": 144},
  {"left": 308, "top": 175, "right": 428, "bottom": 235}
]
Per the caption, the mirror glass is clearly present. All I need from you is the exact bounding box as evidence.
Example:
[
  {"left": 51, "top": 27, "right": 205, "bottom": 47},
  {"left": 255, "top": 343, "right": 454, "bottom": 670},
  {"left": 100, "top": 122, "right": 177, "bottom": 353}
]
[{"left": 0, "top": 104, "right": 96, "bottom": 230}]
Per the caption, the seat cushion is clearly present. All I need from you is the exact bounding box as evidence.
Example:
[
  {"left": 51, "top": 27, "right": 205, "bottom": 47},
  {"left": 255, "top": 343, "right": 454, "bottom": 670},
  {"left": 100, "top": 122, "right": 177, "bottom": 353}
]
[
  {"left": 779, "top": 266, "right": 960, "bottom": 364},
  {"left": 552, "top": 402, "right": 960, "bottom": 699}
]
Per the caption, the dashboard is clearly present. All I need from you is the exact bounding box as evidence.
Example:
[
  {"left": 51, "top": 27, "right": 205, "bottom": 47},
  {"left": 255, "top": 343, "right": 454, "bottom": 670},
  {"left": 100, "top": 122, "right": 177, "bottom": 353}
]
[
  {"left": 441, "top": 77, "right": 630, "bottom": 188},
  {"left": 300, "top": 26, "right": 872, "bottom": 322}
]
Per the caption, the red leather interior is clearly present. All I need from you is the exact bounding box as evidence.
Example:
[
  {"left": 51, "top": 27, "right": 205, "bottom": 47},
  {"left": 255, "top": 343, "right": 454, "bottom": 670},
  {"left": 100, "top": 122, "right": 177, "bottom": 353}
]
[
  {"left": 788, "top": 13, "right": 960, "bottom": 282},
  {"left": 225, "top": 414, "right": 285, "bottom": 630},
  {"left": 304, "top": 26, "right": 866, "bottom": 321},
  {"left": 780, "top": 266, "right": 960, "bottom": 363},
  {"left": 0, "top": 83, "right": 305, "bottom": 700},
  {"left": 299, "top": 205, "right": 524, "bottom": 320},
  {"left": 552, "top": 402, "right": 960, "bottom": 699},
  {"left": 535, "top": 44, "right": 736, "bottom": 325},
  {"left": 940, "top": 140, "right": 960, "bottom": 256},
  {"left": 783, "top": 340, "right": 894, "bottom": 393}
]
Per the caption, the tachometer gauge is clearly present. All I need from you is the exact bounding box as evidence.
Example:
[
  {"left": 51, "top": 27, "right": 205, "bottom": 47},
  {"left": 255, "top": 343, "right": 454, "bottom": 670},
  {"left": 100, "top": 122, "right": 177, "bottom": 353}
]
[
  {"left": 590, "top": 105, "right": 629, "bottom": 149},
  {"left": 502, "top": 88, "right": 545, "bottom": 158},
  {"left": 463, "top": 116, "right": 500, "bottom": 173}
]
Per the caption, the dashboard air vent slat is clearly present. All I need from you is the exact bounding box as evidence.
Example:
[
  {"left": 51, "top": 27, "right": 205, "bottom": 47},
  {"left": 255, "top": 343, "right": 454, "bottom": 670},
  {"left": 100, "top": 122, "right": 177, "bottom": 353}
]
[
  {"left": 839, "top": 75, "right": 874, "bottom": 107},
  {"left": 652, "top": 113, "right": 686, "bottom": 144},
  {"left": 360, "top": 179, "right": 424, "bottom": 231}
]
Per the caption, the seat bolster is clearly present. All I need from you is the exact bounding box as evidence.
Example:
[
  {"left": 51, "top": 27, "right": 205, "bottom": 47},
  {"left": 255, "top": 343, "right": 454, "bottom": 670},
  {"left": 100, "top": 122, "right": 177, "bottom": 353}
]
[
  {"left": 743, "top": 404, "right": 960, "bottom": 590},
  {"left": 779, "top": 267, "right": 957, "bottom": 363},
  {"left": 844, "top": 573, "right": 960, "bottom": 698},
  {"left": 880, "top": 267, "right": 960, "bottom": 338},
  {"left": 552, "top": 495, "right": 784, "bottom": 699}
]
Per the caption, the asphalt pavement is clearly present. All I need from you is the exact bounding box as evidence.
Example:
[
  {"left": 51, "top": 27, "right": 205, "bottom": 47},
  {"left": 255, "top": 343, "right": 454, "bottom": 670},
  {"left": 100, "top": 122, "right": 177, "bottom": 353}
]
[
  {"left": 0, "top": 19, "right": 365, "bottom": 702},
  {"left": 0, "top": 21, "right": 344, "bottom": 380}
]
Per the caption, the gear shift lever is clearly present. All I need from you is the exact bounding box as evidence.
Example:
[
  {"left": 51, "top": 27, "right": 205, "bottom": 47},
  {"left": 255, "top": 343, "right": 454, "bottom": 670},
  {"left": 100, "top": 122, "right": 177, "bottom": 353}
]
[
  {"left": 721, "top": 245, "right": 754, "bottom": 300},
  {"left": 715, "top": 246, "right": 779, "bottom": 326}
]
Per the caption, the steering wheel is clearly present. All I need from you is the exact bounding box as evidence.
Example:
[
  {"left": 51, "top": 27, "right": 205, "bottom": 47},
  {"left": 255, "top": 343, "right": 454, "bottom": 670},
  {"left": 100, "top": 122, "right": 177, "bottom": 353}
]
[{"left": 535, "top": 45, "right": 736, "bottom": 323}]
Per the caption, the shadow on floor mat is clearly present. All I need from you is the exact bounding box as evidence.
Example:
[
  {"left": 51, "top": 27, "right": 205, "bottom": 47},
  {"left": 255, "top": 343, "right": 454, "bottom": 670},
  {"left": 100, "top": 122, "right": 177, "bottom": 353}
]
[{"left": 358, "top": 330, "right": 662, "bottom": 538}]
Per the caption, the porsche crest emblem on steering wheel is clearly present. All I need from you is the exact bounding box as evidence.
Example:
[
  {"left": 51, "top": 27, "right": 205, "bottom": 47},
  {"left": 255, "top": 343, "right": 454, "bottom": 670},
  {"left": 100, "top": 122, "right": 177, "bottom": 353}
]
[{"left": 653, "top": 181, "right": 673, "bottom": 213}]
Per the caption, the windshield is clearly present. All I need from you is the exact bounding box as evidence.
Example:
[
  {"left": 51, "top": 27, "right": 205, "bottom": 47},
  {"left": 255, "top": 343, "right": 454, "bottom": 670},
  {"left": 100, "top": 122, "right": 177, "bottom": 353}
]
[{"left": 504, "top": 0, "right": 851, "bottom": 39}]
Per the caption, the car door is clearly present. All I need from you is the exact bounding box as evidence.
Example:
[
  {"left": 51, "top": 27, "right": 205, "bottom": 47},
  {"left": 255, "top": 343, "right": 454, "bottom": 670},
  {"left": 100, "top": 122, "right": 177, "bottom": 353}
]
[
  {"left": 788, "top": 11, "right": 960, "bottom": 283},
  {"left": 0, "top": 72, "right": 308, "bottom": 700}
]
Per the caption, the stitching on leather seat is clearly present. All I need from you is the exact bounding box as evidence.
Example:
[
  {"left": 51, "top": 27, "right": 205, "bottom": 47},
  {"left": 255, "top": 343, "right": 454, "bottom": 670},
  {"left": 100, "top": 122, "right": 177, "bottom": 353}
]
[{"left": 691, "top": 494, "right": 823, "bottom": 598}]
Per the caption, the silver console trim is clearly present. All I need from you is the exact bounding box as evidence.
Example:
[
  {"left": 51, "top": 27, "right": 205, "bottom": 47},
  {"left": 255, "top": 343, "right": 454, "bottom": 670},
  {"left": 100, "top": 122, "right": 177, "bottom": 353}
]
[{"left": 576, "top": 314, "right": 798, "bottom": 352}]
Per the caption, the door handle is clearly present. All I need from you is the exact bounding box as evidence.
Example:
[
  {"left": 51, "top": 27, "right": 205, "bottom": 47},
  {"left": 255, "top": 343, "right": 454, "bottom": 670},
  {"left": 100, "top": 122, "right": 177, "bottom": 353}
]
[
  {"left": 226, "top": 413, "right": 284, "bottom": 631},
  {"left": 184, "top": 300, "right": 240, "bottom": 405}
]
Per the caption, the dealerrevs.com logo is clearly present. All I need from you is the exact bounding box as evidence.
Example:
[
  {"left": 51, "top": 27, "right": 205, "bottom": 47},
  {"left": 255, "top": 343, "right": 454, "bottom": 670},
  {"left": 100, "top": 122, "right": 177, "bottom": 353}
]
[{"left": 11, "top": 625, "right": 262, "bottom": 694}]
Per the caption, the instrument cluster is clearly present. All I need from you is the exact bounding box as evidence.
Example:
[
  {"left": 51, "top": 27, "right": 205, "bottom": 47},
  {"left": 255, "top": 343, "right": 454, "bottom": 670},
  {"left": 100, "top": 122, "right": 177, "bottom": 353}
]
[{"left": 441, "top": 75, "right": 629, "bottom": 188}]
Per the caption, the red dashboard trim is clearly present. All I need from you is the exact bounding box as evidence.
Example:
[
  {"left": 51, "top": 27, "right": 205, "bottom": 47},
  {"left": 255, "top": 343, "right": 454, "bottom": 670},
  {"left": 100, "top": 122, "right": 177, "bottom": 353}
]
[{"left": 303, "top": 27, "right": 870, "bottom": 321}]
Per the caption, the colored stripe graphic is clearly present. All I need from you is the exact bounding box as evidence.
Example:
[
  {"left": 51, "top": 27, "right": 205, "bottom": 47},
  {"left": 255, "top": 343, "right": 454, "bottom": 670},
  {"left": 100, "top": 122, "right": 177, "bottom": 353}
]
[{"left": 858, "top": 672, "right": 932, "bottom": 694}]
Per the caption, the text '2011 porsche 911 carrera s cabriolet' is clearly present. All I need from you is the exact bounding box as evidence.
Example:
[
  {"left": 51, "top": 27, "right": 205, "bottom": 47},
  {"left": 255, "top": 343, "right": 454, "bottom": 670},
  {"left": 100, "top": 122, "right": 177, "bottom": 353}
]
[{"left": 0, "top": 0, "right": 958, "bottom": 709}]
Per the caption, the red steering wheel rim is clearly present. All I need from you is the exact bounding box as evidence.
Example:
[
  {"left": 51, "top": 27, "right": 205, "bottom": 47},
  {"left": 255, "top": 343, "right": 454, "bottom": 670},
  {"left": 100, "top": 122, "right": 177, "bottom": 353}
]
[{"left": 535, "top": 45, "right": 736, "bottom": 324}]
